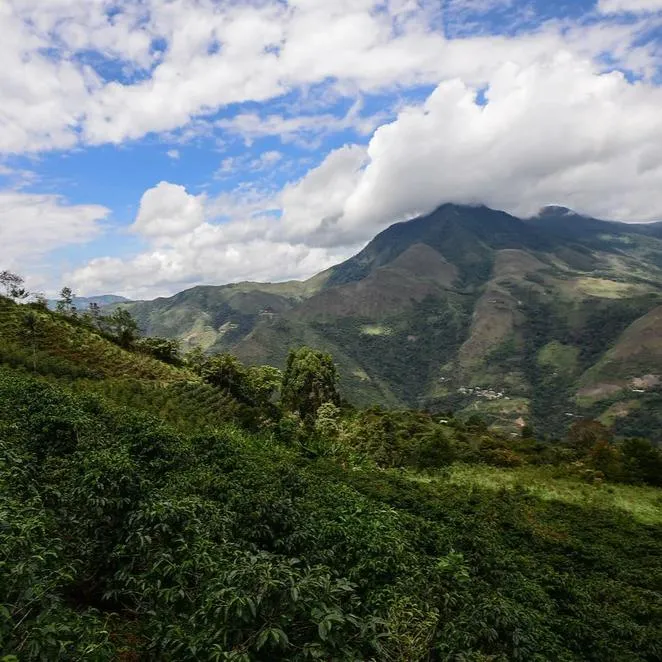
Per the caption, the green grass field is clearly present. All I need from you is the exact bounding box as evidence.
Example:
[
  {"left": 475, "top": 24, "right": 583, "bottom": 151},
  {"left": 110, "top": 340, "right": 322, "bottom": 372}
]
[{"left": 435, "top": 464, "right": 662, "bottom": 525}]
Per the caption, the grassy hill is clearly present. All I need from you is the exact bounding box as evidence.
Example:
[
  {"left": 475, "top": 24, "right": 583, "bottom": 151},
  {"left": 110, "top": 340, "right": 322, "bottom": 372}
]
[
  {"left": 2, "top": 293, "right": 662, "bottom": 660},
  {"left": 122, "top": 204, "right": 662, "bottom": 437}
]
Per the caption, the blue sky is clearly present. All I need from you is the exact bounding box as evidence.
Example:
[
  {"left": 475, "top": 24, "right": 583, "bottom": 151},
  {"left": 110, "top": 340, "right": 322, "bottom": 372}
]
[{"left": 1, "top": 0, "right": 661, "bottom": 299}]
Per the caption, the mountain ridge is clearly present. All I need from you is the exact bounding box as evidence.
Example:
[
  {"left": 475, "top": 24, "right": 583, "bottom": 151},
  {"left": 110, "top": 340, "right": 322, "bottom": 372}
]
[{"left": 122, "top": 203, "right": 662, "bottom": 437}]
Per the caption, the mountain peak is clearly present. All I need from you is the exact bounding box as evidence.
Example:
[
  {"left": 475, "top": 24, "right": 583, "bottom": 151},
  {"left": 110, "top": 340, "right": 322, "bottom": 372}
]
[{"left": 537, "top": 205, "right": 580, "bottom": 218}]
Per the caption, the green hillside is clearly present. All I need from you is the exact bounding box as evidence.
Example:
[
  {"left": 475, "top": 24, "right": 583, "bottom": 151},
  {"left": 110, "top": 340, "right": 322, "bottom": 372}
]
[
  {"left": 123, "top": 204, "right": 662, "bottom": 438},
  {"left": 2, "top": 292, "right": 662, "bottom": 660}
]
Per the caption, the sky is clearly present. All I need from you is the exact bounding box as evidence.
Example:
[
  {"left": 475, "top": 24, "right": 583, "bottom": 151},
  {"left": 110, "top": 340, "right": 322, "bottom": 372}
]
[{"left": 1, "top": 0, "right": 661, "bottom": 300}]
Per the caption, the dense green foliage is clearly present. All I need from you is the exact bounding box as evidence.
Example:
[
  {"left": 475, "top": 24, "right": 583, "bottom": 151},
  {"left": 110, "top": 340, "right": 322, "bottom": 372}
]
[
  {"left": 281, "top": 347, "right": 340, "bottom": 422},
  {"left": 2, "top": 294, "right": 662, "bottom": 660},
  {"left": 313, "top": 294, "right": 473, "bottom": 407}
]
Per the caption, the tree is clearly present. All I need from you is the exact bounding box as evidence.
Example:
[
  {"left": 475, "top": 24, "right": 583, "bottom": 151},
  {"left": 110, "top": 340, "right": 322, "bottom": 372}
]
[
  {"left": 88, "top": 302, "right": 102, "bottom": 323},
  {"left": 281, "top": 347, "right": 340, "bottom": 422},
  {"left": 106, "top": 308, "right": 139, "bottom": 348},
  {"left": 0, "top": 270, "right": 28, "bottom": 301},
  {"left": 183, "top": 346, "right": 207, "bottom": 374},
  {"left": 33, "top": 293, "right": 49, "bottom": 310},
  {"left": 314, "top": 401, "right": 341, "bottom": 443},
  {"left": 463, "top": 413, "right": 488, "bottom": 434},
  {"left": 56, "top": 286, "right": 76, "bottom": 316},
  {"left": 245, "top": 365, "right": 282, "bottom": 406},
  {"left": 201, "top": 353, "right": 247, "bottom": 399},
  {"left": 413, "top": 428, "right": 456, "bottom": 469},
  {"left": 567, "top": 419, "right": 611, "bottom": 455},
  {"left": 137, "top": 337, "right": 182, "bottom": 365},
  {"left": 520, "top": 424, "right": 535, "bottom": 440},
  {"left": 621, "top": 438, "right": 662, "bottom": 486},
  {"left": 587, "top": 439, "right": 622, "bottom": 481}
]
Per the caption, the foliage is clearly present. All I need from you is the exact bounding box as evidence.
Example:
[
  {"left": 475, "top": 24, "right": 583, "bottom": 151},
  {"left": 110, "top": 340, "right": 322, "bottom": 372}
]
[
  {"left": 0, "top": 270, "right": 28, "bottom": 301},
  {"left": 56, "top": 287, "right": 76, "bottom": 316},
  {"left": 621, "top": 437, "right": 662, "bottom": 486},
  {"left": 244, "top": 365, "right": 282, "bottom": 407},
  {"left": 104, "top": 308, "right": 140, "bottom": 348},
  {"left": 1, "top": 289, "right": 662, "bottom": 660},
  {"left": 281, "top": 347, "right": 340, "bottom": 422},
  {"left": 2, "top": 370, "right": 661, "bottom": 661},
  {"left": 137, "top": 336, "right": 183, "bottom": 365},
  {"left": 201, "top": 353, "right": 249, "bottom": 400}
]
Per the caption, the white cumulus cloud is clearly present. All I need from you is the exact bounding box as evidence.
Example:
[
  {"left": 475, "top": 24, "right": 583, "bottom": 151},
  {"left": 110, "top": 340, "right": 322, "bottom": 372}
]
[
  {"left": 4, "top": 0, "right": 662, "bottom": 297},
  {"left": 68, "top": 45, "right": 662, "bottom": 297},
  {"left": 1, "top": 0, "right": 659, "bottom": 153},
  {"left": 335, "top": 51, "right": 662, "bottom": 238},
  {"left": 132, "top": 182, "right": 206, "bottom": 242},
  {"left": 0, "top": 191, "right": 108, "bottom": 276}
]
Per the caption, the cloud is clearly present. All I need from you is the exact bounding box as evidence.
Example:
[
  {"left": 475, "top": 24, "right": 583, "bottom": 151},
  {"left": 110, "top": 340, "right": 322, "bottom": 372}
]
[
  {"left": 68, "top": 239, "right": 350, "bottom": 300},
  {"left": 598, "top": 0, "right": 662, "bottom": 14},
  {"left": 214, "top": 151, "right": 284, "bottom": 179},
  {"left": 68, "top": 150, "right": 367, "bottom": 297},
  {"left": 0, "top": 165, "right": 38, "bottom": 189},
  {"left": 335, "top": 51, "right": 662, "bottom": 238},
  {"left": 69, "top": 44, "right": 662, "bottom": 297},
  {"left": 258, "top": 151, "right": 283, "bottom": 166},
  {"left": 8, "top": 0, "right": 662, "bottom": 298},
  {"left": 216, "top": 100, "right": 387, "bottom": 148},
  {"left": 2, "top": 0, "right": 659, "bottom": 154},
  {"left": 278, "top": 146, "right": 368, "bottom": 243},
  {"left": 0, "top": 191, "right": 108, "bottom": 272},
  {"left": 131, "top": 182, "right": 206, "bottom": 242}
]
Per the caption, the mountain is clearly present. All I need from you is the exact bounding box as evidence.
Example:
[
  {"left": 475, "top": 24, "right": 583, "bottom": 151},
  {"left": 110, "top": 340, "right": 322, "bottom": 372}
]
[
  {"left": 48, "top": 294, "right": 131, "bottom": 311},
  {"left": 125, "top": 204, "right": 662, "bottom": 437}
]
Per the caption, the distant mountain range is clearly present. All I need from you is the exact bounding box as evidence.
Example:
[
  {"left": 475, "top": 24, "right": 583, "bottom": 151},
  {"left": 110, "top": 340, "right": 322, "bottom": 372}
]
[
  {"left": 118, "top": 204, "right": 662, "bottom": 438},
  {"left": 48, "top": 294, "right": 131, "bottom": 311}
]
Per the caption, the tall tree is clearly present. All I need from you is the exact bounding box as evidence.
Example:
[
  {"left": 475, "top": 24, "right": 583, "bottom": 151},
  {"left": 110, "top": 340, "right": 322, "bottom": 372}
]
[
  {"left": 137, "top": 337, "right": 182, "bottom": 365},
  {"left": 0, "top": 270, "right": 28, "bottom": 301},
  {"left": 281, "top": 347, "right": 340, "bottom": 421},
  {"left": 88, "top": 302, "right": 102, "bottom": 323},
  {"left": 107, "top": 308, "right": 139, "bottom": 348},
  {"left": 201, "top": 353, "right": 246, "bottom": 399},
  {"left": 245, "top": 365, "right": 283, "bottom": 407},
  {"left": 567, "top": 419, "right": 611, "bottom": 455},
  {"left": 56, "top": 287, "right": 76, "bottom": 316},
  {"left": 33, "top": 293, "right": 49, "bottom": 310},
  {"left": 184, "top": 346, "right": 207, "bottom": 374}
]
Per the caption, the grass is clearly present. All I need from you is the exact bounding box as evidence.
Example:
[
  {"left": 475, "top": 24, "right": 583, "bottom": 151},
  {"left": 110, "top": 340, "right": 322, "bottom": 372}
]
[
  {"left": 410, "top": 464, "right": 662, "bottom": 526},
  {"left": 360, "top": 324, "right": 393, "bottom": 336},
  {"left": 537, "top": 340, "right": 579, "bottom": 376},
  {"left": 574, "top": 277, "right": 644, "bottom": 299},
  {"left": 598, "top": 399, "right": 641, "bottom": 426}
]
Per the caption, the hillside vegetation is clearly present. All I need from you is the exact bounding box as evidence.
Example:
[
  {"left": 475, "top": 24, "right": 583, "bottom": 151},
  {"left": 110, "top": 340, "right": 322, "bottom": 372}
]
[
  {"left": 1, "top": 293, "right": 662, "bottom": 660},
  {"left": 122, "top": 204, "right": 662, "bottom": 438}
]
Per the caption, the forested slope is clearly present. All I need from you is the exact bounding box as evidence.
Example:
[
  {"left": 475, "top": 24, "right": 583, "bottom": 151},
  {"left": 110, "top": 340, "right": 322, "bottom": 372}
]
[{"left": 1, "top": 295, "right": 662, "bottom": 660}]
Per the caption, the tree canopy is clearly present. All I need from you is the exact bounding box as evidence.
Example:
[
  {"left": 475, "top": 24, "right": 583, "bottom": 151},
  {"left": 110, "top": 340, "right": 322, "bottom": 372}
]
[{"left": 281, "top": 347, "right": 340, "bottom": 421}]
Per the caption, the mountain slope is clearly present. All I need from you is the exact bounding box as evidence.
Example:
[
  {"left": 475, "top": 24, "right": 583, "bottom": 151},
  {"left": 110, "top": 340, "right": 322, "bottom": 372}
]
[
  {"left": 125, "top": 204, "right": 662, "bottom": 436},
  {"left": 122, "top": 278, "right": 328, "bottom": 353}
]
